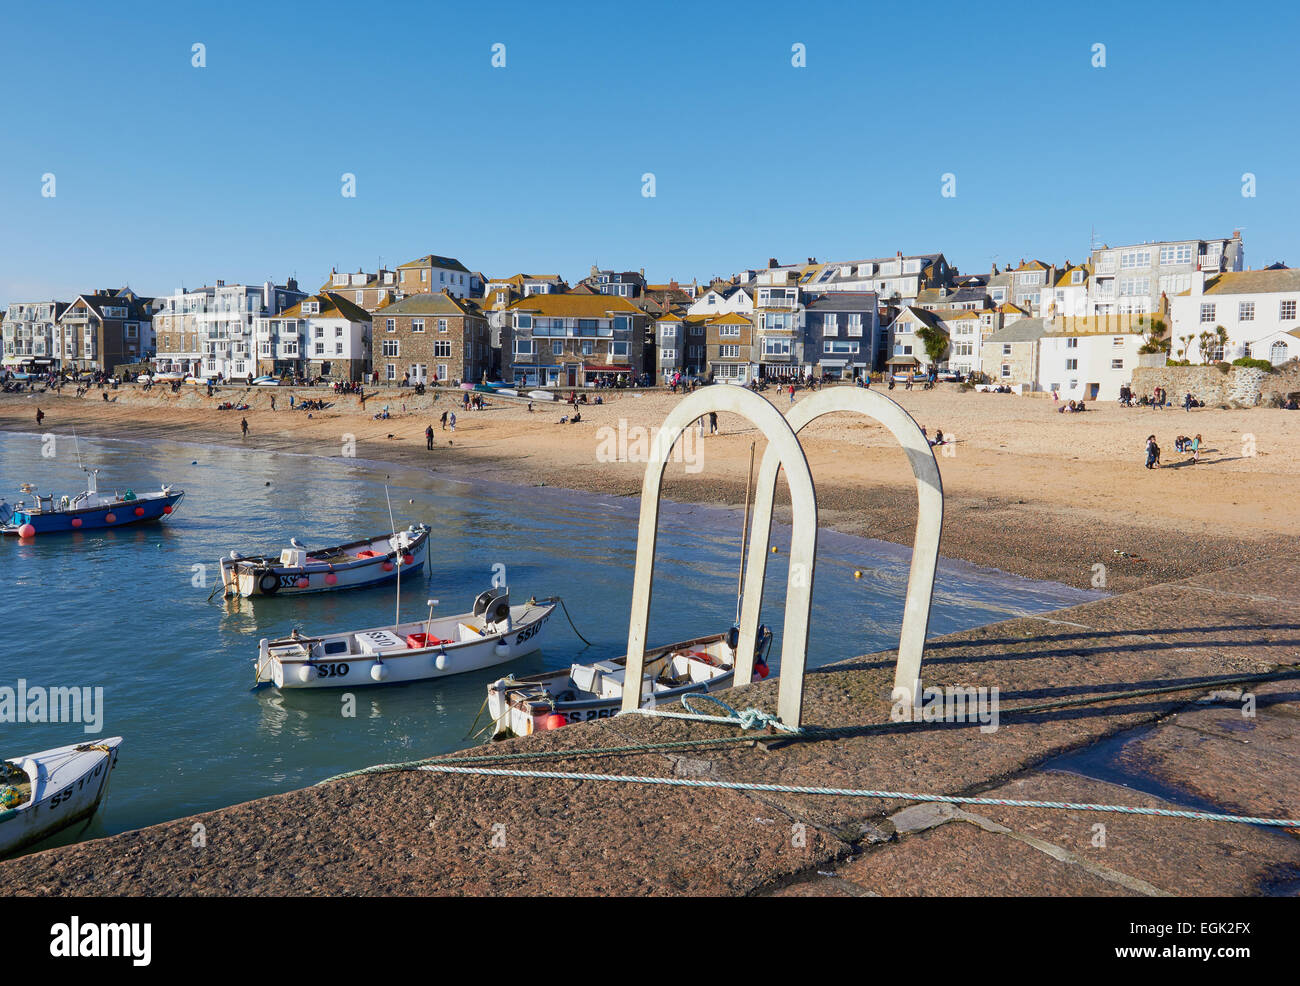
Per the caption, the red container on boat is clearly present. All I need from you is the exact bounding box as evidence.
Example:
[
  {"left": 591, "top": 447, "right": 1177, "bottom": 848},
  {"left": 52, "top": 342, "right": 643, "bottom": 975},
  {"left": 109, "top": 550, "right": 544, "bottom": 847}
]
[{"left": 406, "top": 633, "right": 444, "bottom": 648}]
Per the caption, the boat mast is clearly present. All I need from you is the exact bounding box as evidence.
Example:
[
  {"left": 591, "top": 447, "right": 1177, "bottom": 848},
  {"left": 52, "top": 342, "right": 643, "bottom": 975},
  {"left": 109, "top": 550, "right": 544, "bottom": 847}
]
[
  {"left": 385, "top": 485, "right": 400, "bottom": 625},
  {"left": 735, "top": 440, "right": 756, "bottom": 623}
]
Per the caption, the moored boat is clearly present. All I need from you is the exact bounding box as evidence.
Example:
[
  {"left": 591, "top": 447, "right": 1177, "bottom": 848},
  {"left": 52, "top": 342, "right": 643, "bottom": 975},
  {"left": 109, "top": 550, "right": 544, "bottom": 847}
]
[
  {"left": 255, "top": 587, "right": 556, "bottom": 689},
  {"left": 219, "top": 524, "right": 430, "bottom": 597},
  {"left": 0, "top": 468, "right": 183, "bottom": 536},
  {"left": 487, "top": 626, "right": 772, "bottom": 739},
  {"left": 0, "top": 737, "right": 122, "bottom": 858}
]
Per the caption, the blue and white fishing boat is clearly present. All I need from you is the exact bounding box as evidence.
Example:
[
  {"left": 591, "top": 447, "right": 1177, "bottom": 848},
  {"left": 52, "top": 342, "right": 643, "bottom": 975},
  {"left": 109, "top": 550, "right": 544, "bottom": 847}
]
[
  {"left": 0, "top": 468, "right": 184, "bottom": 537},
  {"left": 219, "top": 524, "right": 431, "bottom": 597},
  {"left": 0, "top": 737, "right": 122, "bottom": 858}
]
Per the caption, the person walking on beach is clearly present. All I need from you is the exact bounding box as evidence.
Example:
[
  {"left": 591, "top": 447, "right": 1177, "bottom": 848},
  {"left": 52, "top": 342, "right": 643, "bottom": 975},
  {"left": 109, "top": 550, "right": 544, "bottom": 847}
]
[
  {"left": 448, "top": 411, "right": 456, "bottom": 433},
  {"left": 35, "top": 408, "right": 44, "bottom": 426},
  {"left": 709, "top": 411, "right": 718, "bottom": 435},
  {"left": 270, "top": 394, "right": 276, "bottom": 411},
  {"left": 788, "top": 383, "right": 795, "bottom": 404},
  {"left": 440, "top": 410, "right": 448, "bottom": 430},
  {"left": 1144, "top": 435, "right": 1160, "bottom": 469},
  {"left": 241, "top": 417, "right": 249, "bottom": 439},
  {"left": 425, "top": 424, "right": 434, "bottom": 450},
  {"left": 1191, "top": 433, "right": 1201, "bottom": 464}
]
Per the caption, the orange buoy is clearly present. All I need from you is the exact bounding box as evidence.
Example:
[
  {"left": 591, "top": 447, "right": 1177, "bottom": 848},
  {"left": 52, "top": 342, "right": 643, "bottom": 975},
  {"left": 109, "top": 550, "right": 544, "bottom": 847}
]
[
  {"left": 70, "top": 517, "right": 82, "bottom": 528},
  {"left": 296, "top": 577, "right": 310, "bottom": 589},
  {"left": 104, "top": 513, "right": 116, "bottom": 524},
  {"left": 539, "top": 712, "right": 567, "bottom": 730},
  {"left": 17, "top": 523, "right": 36, "bottom": 538},
  {"left": 134, "top": 506, "right": 146, "bottom": 517}
]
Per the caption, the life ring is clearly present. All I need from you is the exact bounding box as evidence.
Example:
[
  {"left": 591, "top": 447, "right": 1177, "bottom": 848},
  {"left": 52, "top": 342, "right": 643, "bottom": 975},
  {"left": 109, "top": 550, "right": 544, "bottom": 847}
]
[{"left": 259, "top": 572, "right": 280, "bottom": 595}]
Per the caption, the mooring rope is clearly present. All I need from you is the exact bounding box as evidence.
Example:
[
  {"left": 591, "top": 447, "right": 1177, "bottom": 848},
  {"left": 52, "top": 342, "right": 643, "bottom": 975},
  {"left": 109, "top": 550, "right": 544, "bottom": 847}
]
[
  {"left": 553, "top": 596, "right": 591, "bottom": 646},
  {"left": 413, "top": 764, "right": 1300, "bottom": 828},
  {"left": 320, "top": 667, "right": 1300, "bottom": 785},
  {"left": 621, "top": 693, "right": 801, "bottom": 733}
]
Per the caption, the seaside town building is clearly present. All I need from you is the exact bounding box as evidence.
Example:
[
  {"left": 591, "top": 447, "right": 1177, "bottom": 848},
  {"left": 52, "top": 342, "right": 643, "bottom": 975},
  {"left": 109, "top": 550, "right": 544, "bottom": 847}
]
[
  {"left": 373, "top": 292, "right": 489, "bottom": 385},
  {"left": 2, "top": 300, "right": 69, "bottom": 371},
  {"left": 885, "top": 306, "right": 947, "bottom": 378},
  {"left": 1087, "top": 232, "right": 1244, "bottom": 316},
  {"left": 654, "top": 311, "right": 708, "bottom": 382},
  {"left": 980, "top": 318, "right": 1047, "bottom": 390},
  {"left": 320, "top": 268, "right": 400, "bottom": 311},
  {"left": 395, "top": 254, "right": 475, "bottom": 299},
  {"left": 1039, "top": 315, "right": 1145, "bottom": 401},
  {"left": 153, "top": 280, "right": 306, "bottom": 380},
  {"left": 1041, "top": 263, "right": 1091, "bottom": 319},
  {"left": 1168, "top": 268, "right": 1300, "bottom": 365},
  {"left": 798, "top": 252, "right": 952, "bottom": 306},
  {"left": 705, "top": 311, "right": 755, "bottom": 384},
  {"left": 258, "top": 292, "right": 372, "bottom": 381},
  {"left": 55, "top": 288, "right": 154, "bottom": 374},
  {"left": 688, "top": 283, "right": 754, "bottom": 318},
  {"left": 504, "top": 293, "right": 646, "bottom": 387},
  {"left": 752, "top": 267, "right": 806, "bottom": 380},
  {"left": 803, "top": 292, "right": 880, "bottom": 378},
  {"left": 580, "top": 267, "right": 646, "bottom": 298}
]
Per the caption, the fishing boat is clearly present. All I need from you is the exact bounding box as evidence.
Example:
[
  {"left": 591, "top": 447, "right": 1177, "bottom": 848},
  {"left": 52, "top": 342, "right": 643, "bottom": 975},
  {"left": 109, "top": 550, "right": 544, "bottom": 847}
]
[
  {"left": 255, "top": 587, "right": 556, "bottom": 689},
  {"left": 486, "top": 626, "right": 772, "bottom": 739},
  {"left": 0, "top": 468, "right": 183, "bottom": 536},
  {"left": 219, "top": 524, "right": 431, "bottom": 597},
  {"left": 0, "top": 737, "right": 122, "bottom": 858}
]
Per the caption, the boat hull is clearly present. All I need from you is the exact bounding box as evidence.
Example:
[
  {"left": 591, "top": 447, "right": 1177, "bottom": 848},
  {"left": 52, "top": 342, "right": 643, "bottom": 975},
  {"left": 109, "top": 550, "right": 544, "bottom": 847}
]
[
  {"left": 221, "top": 526, "right": 431, "bottom": 597},
  {"left": 488, "top": 633, "right": 749, "bottom": 738},
  {"left": 258, "top": 601, "right": 556, "bottom": 689},
  {"left": 0, "top": 738, "right": 122, "bottom": 858},
  {"left": 2, "top": 492, "right": 183, "bottom": 535}
]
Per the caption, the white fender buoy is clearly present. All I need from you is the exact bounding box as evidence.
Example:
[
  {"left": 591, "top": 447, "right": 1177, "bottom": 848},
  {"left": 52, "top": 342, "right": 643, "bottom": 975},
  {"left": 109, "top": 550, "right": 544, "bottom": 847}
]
[
  {"left": 494, "top": 643, "right": 509, "bottom": 658},
  {"left": 370, "top": 663, "right": 389, "bottom": 682},
  {"left": 435, "top": 653, "right": 448, "bottom": 671},
  {"left": 297, "top": 665, "right": 314, "bottom": 683}
]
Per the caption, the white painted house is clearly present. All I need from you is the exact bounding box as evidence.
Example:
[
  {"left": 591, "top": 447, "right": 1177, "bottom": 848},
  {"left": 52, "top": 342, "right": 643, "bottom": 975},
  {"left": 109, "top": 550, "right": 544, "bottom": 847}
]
[
  {"left": 1168, "top": 268, "right": 1300, "bottom": 365},
  {"left": 1039, "top": 319, "right": 1144, "bottom": 401}
]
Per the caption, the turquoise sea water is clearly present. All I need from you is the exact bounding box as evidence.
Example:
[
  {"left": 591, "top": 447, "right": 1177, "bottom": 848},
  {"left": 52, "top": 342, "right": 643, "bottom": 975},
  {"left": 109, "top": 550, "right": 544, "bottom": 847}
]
[{"left": 0, "top": 429, "right": 1102, "bottom": 850}]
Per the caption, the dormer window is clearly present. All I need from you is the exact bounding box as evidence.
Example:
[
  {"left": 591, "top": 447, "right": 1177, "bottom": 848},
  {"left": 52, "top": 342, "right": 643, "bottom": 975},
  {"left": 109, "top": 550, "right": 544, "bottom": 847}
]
[{"left": 1072, "top": 270, "right": 1084, "bottom": 284}]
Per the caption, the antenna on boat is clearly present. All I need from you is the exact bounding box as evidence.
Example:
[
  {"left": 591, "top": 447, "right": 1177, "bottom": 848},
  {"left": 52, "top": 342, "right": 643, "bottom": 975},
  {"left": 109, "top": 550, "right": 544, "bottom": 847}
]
[
  {"left": 385, "top": 484, "right": 400, "bottom": 625},
  {"left": 735, "top": 441, "right": 756, "bottom": 624}
]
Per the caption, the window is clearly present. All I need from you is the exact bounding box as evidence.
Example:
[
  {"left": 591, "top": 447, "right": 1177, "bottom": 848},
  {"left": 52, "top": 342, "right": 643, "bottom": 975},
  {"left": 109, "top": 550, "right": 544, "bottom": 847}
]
[
  {"left": 335, "top": 343, "right": 343, "bottom": 355},
  {"left": 386, "top": 363, "right": 397, "bottom": 380},
  {"left": 386, "top": 319, "right": 395, "bottom": 332},
  {"left": 1270, "top": 340, "right": 1289, "bottom": 363},
  {"left": 660, "top": 348, "right": 677, "bottom": 361},
  {"left": 438, "top": 319, "right": 448, "bottom": 332},
  {"left": 1066, "top": 338, "right": 1078, "bottom": 348},
  {"left": 1111, "top": 359, "right": 1124, "bottom": 369},
  {"left": 1120, "top": 249, "right": 1151, "bottom": 269},
  {"left": 1002, "top": 344, "right": 1012, "bottom": 356},
  {"left": 719, "top": 344, "right": 740, "bottom": 358},
  {"left": 411, "top": 319, "right": 425, "bottom": 333},
  {"left": 315, "top": 343, "right": 325, "bottom": 355},
  {"left": 846, "top": 314, "right": 863, "bottom": 336},
  {"left": 823, "top": 314, "right": 838, "bottom": 336},
  {"left": 382, "top": 340, "right": 400, "bottom": 357},
  {"left": 514, "top": 339, "right": 534, "bottom": 355},
  {"left": 434, "top": 341, "right": 451, "bottom": 358},
  {"left": 437, "top": 364, "right": 448, "bottom": 379},
  {"left": 551, "top": 340, "right": 564, "bottom": 356},
  {"left": 516, "top": 314, "right": 532, "bottom": 329},
  {"left": 1119, "top": 277, "right": 1151, "bottom": 296},
  {"left": 1158, "top": 274, "right": 1191, "bottom": 295},
  {"left": 1071, "top": 270, "right": 1084, "bottom": 284},
  {"left": 1238, "top": 302, "right": 1255, "bottom": 321},
  {"left": 1001, "top": 364, "right": 1011, "bottom": 378},
  {"left": 582, "top": 341, "right": 594, "bottom": 356},
  {"left": 1113, "top": 336, "right": 1124, "bottom": 347},
  {"left": 1065, "top": 359, "right": 1078, "bottom": 370},
  {"left": 1200, "top": 303, "right": 1216, "bottom": 323},
  {"left": 1280, "top": 300, "right": 1296, "bottom": 320},
  {"left": 719, "top": 325, "right": 741, "bottom": 338},
  {"left": 611, "top": 342, "right": 629, "bottom": 357},
  {"left": 334, "top": 326, "right": 343, "bottom": 337},
  {"left": 1159, "top": 244, "right": 1193, "bottom": 266}
]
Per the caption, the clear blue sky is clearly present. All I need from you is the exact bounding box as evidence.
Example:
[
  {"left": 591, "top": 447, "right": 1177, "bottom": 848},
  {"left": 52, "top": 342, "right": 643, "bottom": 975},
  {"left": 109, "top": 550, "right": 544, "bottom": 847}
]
[{"left": 2, "top": 0, "right": 1296, "bottom": 306}]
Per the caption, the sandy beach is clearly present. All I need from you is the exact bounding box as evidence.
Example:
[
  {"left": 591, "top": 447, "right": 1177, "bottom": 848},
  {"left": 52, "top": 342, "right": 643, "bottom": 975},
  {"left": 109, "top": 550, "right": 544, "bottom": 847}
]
[{"left": 2, "top": 382, "right": 1294, "bottom": 592}]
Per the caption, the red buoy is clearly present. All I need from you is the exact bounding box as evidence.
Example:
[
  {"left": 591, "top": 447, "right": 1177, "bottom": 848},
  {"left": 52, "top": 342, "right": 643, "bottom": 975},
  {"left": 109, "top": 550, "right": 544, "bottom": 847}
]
[
  {"left": 104, "top": 513, "right": 116, "bottom": 524},
  {"left": 17, "top": 523, "right": 36, "bottom": 538},
  {"left": 539, "top": 713, "right": 567, "bottom": 730},
  {"left": 381, "top": 561, "right": 395, "bottom": 572},
  {"left": 134, "top": 506, "right": 146, "bottom": 517},
  {"left": 162, "top": 505, "right": 173, "bottom": 515},
  {"left": 70, "top": 517, "right": 82, "bottom": 528},
  {"left": 401, "top": 553, "right": 414, "bottom": 566},
  {"left": 296, "top": 577, "right": 310, "bottom": 589}
]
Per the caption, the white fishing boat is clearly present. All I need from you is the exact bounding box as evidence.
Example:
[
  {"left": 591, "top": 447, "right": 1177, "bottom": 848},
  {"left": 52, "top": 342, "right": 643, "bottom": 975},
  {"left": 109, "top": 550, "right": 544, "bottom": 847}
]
[
  {"left": 255, "top": 587, "right": 556, "bottom": 689},
  {"left": 486, "top": 626, "right": 772, "bottom": 739},
  {"left": 219, "top": 524, "right": 430, "bottom": 597},
  {"left": 0, "top": 737, "right": 122, "bottom": 858},
  {"left": 527, "top": 390, "right": 555, "bottom": 401}
]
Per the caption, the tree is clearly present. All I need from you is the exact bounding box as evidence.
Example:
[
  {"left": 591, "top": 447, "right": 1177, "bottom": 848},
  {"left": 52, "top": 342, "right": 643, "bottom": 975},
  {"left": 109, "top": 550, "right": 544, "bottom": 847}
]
[
  {"left": 1138, "top": 317, "right": 1171, "bottom": 355},
  {"left": 916, "top": 325, "right": 948, "bottom": 370}
]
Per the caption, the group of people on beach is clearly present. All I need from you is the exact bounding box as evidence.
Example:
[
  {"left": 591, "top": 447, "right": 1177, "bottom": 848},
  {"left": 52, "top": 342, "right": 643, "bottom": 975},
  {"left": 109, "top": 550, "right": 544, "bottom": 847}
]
[{"left": 1145, "top": 433, "right": 1202, "bottom": 469}]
